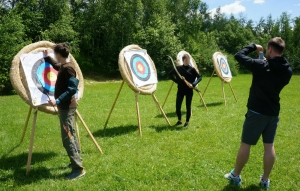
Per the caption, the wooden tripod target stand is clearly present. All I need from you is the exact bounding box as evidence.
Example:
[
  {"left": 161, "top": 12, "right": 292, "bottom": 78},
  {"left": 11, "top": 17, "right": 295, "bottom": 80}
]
[
  {"left": 20, "top": 107, "right": 103, "bottom": 175},
  {"left": 202, "top": 52, "right": 238, "bottom": 106},
  {"left": 104, "top": 45, "right": 171, "bottom": 136},
  {"left": 104, "top": 81, "right": 171, "bottom": 136}
]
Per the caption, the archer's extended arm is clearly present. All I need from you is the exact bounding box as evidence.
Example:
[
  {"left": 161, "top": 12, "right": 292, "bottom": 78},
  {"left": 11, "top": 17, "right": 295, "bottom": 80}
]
[{"left": 44, "top": 56, "right": 61, "bottom": 71}]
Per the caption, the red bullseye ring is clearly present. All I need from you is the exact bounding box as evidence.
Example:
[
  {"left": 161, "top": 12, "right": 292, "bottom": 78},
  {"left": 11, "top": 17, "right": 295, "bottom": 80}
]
[
  {"left": 136, "top": 61, "right": 145, "bottom": 74},
  {"left": 42, "top": 67, "right": 58, "bottom": 86}
]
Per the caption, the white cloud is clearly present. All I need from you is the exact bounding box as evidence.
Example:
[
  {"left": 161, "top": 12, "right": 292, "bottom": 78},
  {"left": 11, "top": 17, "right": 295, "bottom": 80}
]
[
  {"left": 209, "top": 1, "right": 246, "bottom": 17},
  {"left": 296, "top": 4, "right": 300, "bottom": 6},
  {"left": 288, "top": 10, "right": 293, "bottom": 13},
  {"left": 254, "top": 0, "right": 265, "bottom": 4}
]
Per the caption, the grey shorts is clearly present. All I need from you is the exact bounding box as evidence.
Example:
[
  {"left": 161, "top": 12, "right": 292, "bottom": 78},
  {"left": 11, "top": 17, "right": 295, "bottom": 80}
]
[{"left": 242, "top": 110, "right": 279, "bottom": 145}]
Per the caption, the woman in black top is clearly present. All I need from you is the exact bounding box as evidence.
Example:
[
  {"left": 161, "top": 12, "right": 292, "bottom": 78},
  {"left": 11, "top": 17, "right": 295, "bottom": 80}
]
[{"left": 168, "top": 54, "right": 202, "bottom": 128}]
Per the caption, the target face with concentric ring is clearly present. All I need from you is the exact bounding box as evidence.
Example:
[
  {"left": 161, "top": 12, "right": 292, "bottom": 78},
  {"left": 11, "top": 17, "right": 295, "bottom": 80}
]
[
  {"left": 130, "top": 54, "right": 150, "bottom": 81},
  {"left": 31, "top": 58, "right": 58, "bottom": 96},
  {"left": 219, "top": 58, "right": 229, "bottom": 75}
]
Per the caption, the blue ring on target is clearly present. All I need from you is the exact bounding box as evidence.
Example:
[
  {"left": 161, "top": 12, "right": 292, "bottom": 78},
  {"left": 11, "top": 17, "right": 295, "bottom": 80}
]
[
  {"left": 31, "top": 58, "right": 57, "bottom": 96},
  {"left": 130, "top": 54, "right": 150, "bottom": 81},
  {"left": 219, "top": 58, "right": 229, "bottom": 75}
]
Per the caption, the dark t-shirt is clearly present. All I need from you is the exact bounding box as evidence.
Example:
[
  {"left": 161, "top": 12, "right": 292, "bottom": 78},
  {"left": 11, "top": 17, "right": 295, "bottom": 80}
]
[
  {"left": 234, "top": 44, "right": 292, "bottom": 116},
  {"left": 44, "top": 56, "right": 77, "bottom": 110}
]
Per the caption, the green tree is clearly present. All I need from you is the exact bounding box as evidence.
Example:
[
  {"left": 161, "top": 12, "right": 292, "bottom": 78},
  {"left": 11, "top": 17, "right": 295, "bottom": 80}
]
[{"left": 0, "top": 13, "right": 27, "bottom": 93}]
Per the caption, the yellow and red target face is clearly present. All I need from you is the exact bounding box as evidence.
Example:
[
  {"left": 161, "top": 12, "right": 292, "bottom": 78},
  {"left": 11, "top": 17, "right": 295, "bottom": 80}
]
[
  {"left": 130, "top": 54, "right": 150, "bottom": 81},
  {"left": 31, "top": 58, "right": 58, "bottom": 96},
  {"left": 219, "top": 58, "right": 229, "bottom": 75}
]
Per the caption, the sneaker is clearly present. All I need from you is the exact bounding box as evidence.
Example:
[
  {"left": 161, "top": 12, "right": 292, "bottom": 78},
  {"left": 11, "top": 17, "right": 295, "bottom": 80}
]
[
  {"left": 175, "top": 121, "right": 182, "bottom": 126},
  {"left": 224, "top": 170, "right": 242, "bottom": 185},
  {"left": 260, "top": 175, "right": 270, "bottom": 189},
  {"left": 184, "top": 122, "right": 189, "bottom": 128},
  {"left": 65, "top": 169, "right": 86, "bottom": 180}
]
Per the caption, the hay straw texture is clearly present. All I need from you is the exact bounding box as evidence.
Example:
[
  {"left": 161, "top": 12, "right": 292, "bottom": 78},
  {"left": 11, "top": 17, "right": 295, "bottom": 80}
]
[
  {"left": 212, "top": 52, "right": 232, "bottom": 83},
  {"left": 176, "top": 51, "right": 199, "bottom": 73},
  {"left": 118, "top": 45, "right": 157, "bottom": 95},
  {"left": 10, "top": 41, "right": 84, "bottom": 115}
]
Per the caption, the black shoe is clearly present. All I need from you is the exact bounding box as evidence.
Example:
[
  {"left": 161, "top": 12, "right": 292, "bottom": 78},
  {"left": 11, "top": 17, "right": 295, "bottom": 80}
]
[
  {"left": 184, "top": 122, "right": 189, "bottom": 128},
  {"left": 175, "top": 121, "right": 182, "bottom": 126}
]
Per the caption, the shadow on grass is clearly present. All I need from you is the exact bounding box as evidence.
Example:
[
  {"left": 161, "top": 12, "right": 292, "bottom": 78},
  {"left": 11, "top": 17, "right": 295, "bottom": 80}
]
[
  {"left": 149, "top": 124, "right": 185, "bottom": 133},
  {"left": 199, "top": 102, "right": 223, "bottom": 107},
  {"left": 221, "top": 184, "right": 261, "bottom": 191},
  {"left": 93, "top": 125, "right": 138, "bottom": 137},
  {"left": 0, "top": 152, "right": 61, "bottom": 186},
  {"left": 155, "top": 111, "right": 186, "bottom": 118}
]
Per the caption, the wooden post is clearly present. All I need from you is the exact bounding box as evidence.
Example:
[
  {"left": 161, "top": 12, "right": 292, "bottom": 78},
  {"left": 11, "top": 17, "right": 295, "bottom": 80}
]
[
  {"left": 229, "top": 83, "right": 238, "bottom": 102},
  {"left": 222, "top": 81, "right": 226, "bottom": 106},
  {"left": 75, "top": 110, "right": 103, "bottom": 154},
  {"left": 197, "top": 92, "right": 208, "bottom": 111},
  {"left": 162, "top": 81, "right": 174, "bottom": 108},
  {"left": 152, "top": 94, "right": 171, "bottom": 126},
  {"left": 75, "top": 114, "right": 81, "bottom": 151},
  {"left": 26, "top": 107, "right": 38, "bottom": 175},
  {"left": 202, "top": 70, "right": 215, "bottom": 97},
  {"left": 20, "top": 107, "right": 32, "bottom": 143},
  {"left": 135, "top": 93, "right": 142, "bottom": 136},
  {"left": 104, "top": 81, "right": 124, "bottom": 128}
]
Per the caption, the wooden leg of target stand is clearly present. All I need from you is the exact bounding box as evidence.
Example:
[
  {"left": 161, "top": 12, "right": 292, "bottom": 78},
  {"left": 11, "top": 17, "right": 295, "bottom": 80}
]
[
  {"left": 75, "top": 114, "right": 81, "bottom": 152},
  {"left": 104, "top": 81, "right": 124, "bottom": 128},
  {"left": 197, "top": 92, "right": 208, "bottom": 111},
  {"left": 229, "top": 83, "right": 238, "bottom": 102},
  {"left": 202, "top": 70, "right": 215, "bottom": 97},
  {"left": 135, "top": 93, "right": 142, "bottom": 137},
  {"left": 222, "top": 81, "right": 226, "bottom": 106},
  {"left": 76, "top": 110, "right": 103, "bottom": 154},
  {"left": 162, "top": 82, "right": 174, "bottom": 108},
  {"left": 152, "top": 94, "right": 171, "bottom": 126},
  {"left": 26, "top": 107, "right": 38, "bottom": 175},
  {"left": 20, "top": 107, "right": 32, "bottom": 143}
]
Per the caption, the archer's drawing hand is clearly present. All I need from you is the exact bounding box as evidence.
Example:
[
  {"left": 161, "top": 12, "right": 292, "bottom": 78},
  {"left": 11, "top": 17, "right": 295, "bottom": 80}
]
[
  {"left": 255, "top": 44, "right": 264, "bottom": 55},
  {"left": 48, "top": 99, "right": 57, "bottom": 106},
  {"left": 43, "top": 49, "right": 50, "bottom": 57}
]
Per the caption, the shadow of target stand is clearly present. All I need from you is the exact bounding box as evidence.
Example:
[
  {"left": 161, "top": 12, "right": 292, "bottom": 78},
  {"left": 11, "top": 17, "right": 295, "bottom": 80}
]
[
  {"left": 104, "top": 45, "right": 171, "bottom": 136},
  {"left": 202, "top": 52, "right": 238, "bottom": 106},
  {"left": 10, "top": 41, "right": 103, "bottom": 175}
]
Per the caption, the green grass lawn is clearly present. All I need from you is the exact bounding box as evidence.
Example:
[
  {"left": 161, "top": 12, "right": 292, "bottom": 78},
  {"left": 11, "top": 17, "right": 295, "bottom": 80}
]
[{"left": 0, "top": 74, "right": 299, "bottom": 191}]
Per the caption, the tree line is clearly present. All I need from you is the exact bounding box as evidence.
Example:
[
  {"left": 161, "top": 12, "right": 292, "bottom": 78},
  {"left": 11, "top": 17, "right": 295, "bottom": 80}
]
[{"left": 0, "top": 0, "right": 299, "bottom": 93}]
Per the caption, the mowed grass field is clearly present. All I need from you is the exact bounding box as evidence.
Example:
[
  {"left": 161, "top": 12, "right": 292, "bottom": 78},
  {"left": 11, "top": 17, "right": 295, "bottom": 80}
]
[{"left": 0, "top": 74, "right": 299, "bottom": 191}]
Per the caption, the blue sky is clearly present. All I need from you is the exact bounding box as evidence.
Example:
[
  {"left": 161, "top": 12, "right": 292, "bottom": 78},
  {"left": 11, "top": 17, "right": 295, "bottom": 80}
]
[{"left": 207, "top": 0, "right": 300, "bottom": 22}]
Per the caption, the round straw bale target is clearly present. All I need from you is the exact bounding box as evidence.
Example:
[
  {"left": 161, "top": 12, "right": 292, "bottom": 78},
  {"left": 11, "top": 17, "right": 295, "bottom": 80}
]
[
  {"left": 118, "top": 45, "right": 157, "bottom": 95},
  {"left": 212, "top": 52, "right": 232, "bottom": 83},
  {"left": 10, "top": 41, "right": 84, "bottom": 114},
  {"left": 176, "top": 51, "right": 199, "bottom": 73}
]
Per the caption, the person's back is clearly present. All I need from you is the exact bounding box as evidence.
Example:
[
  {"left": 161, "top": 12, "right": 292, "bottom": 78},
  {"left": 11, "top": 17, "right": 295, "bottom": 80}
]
[{"left": 224, "top": 37, "right": 292, "bottom": 189}]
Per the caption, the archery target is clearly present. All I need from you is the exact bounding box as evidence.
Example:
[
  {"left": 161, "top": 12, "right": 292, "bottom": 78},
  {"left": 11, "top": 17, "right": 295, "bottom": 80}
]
[
  {"left": 130, "top": 54, "right": 150, "bottom": 81},
  {"left": 20, "top": 52, "right": 57, "bottom": 106},
  {"left": 212, "top": 52, "right": 232, "bottom": 83},
  {"left": 124, "top": 50, "right": 157, "bottom": 88},
  {"left": 217, "top": 54, "right": 232, "bottom": 78},
  {"left": 31, "top": 58, "right": 58, "bottom": 96}
]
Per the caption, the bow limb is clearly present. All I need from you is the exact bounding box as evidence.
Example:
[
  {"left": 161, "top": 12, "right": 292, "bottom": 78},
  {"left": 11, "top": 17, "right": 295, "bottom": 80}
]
[{"left": 168, "top": 56, "right": 183, "bottom": 80}]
